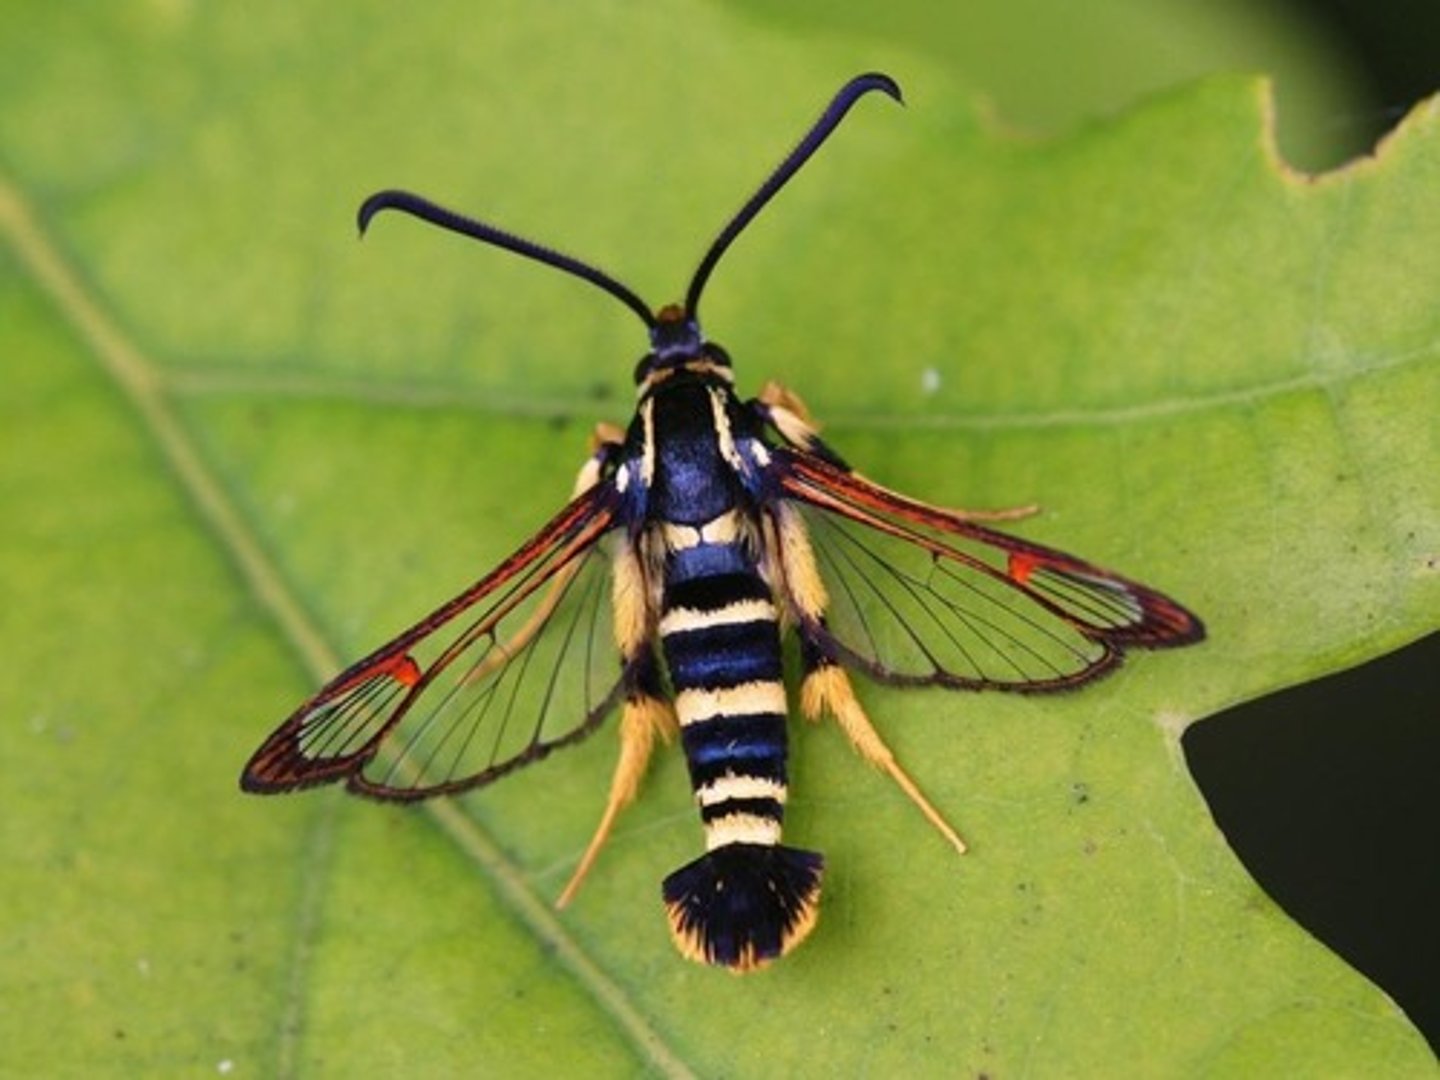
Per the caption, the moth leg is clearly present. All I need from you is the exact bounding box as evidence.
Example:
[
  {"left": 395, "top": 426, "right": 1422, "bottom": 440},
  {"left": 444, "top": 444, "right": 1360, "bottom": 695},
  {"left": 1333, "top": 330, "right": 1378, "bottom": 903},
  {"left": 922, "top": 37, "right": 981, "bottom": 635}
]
[
  {"left": 800, "top": 650, "right": 967, "bottom": 856},
  {"left": 755, "top": 380, "right": 1039, "bottom": 523},
  {"left": 556, "top": 667, "right": 675, "bottom": 908},
  {"left": 462, "top": 424, "right": 626, "bottom": 688},
  {"left": 771, "top": 501, "right": 967, "bottom": 856},
  {"left": 556, "top": 536, "right": 674, "bottom": 908},
  {"left": 574, "top": 421, "right": 626, "bottom": 497},
  {"left": 754, "top": 379, "right": 850, "bottom": 465}
]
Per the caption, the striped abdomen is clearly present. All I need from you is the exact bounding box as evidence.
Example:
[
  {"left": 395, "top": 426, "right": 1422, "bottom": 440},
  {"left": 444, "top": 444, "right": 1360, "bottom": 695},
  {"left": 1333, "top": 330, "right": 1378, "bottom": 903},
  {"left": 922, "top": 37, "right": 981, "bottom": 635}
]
[
  {"left": 656, "top": 526, "right": 823, "bottom": 971},
  {"left": 662, "top": 534, "right": 787, "bottom": 845}
]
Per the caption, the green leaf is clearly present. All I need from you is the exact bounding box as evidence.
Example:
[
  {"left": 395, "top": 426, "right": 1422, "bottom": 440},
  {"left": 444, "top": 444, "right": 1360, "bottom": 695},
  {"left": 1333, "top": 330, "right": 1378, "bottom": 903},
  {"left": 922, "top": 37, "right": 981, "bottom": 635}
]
[{"left": 3, "top": 3, "right": 1436, "bottom": 1076}]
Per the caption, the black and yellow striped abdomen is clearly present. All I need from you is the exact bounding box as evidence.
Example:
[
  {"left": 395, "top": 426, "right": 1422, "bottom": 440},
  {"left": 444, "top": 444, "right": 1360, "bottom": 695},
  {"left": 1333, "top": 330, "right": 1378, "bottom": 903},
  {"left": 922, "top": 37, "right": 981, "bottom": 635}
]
[
  {"left": 656, "top": 529, "right": 823, "bottom": 970},
  {"left": 662, "top": 537, "right": 788, "bottom": 847}
]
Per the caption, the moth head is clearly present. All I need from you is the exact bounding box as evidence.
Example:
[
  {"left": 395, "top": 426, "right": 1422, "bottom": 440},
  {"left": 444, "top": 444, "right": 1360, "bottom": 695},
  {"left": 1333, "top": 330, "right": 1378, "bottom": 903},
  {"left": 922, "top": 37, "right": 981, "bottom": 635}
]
[{"left": 632, "top": 304, "right": 733, "bottom": 385}]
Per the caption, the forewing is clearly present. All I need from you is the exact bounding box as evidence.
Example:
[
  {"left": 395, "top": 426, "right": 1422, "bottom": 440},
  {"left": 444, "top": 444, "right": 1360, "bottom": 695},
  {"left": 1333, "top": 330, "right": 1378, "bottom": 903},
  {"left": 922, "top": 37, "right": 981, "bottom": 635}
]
[
  {"left": 242, "top": 485, "right": 628, "bottom": 799},
  {"left": 775, "top": 449, "right": 1202, "bottom": 692}
]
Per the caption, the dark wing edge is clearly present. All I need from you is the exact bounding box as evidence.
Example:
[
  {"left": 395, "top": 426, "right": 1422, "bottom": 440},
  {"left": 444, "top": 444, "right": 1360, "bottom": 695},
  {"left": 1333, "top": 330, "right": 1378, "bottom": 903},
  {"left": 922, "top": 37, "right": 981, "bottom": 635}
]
[
  {"left": 241, "top": 482, "right": 626, "bottom": 798},
  {"left": 772, "top": 447, "right": 1204, "bottom": 693}
]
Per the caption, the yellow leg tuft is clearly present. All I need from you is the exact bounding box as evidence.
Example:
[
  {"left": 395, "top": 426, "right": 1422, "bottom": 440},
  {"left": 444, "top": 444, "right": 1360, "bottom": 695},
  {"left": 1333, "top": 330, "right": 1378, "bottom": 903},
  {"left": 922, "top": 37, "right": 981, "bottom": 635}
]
[
  {"left": 556, "top": 694, "right": 677, "bottom": 908},
  {"left": 802, "top": 664, "right": 968, "bottom": 856}
]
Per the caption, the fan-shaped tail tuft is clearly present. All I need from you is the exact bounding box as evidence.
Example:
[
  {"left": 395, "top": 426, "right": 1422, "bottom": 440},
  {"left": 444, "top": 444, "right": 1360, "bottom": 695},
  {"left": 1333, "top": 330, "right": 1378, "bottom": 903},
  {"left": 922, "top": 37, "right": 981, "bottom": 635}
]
[{"left": 661, "top": 843, "right": 824, "bottom": 972}]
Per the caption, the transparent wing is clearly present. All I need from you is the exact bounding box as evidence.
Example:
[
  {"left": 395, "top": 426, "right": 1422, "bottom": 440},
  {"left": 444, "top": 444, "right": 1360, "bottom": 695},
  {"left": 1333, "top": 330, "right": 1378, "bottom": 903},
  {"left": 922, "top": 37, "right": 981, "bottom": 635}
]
[
  {"left": 242, "top": 484, "right": 630, "bottom": 799},
  {"left": 774, "top": 449, "right": 1203, "bottom": 691}
]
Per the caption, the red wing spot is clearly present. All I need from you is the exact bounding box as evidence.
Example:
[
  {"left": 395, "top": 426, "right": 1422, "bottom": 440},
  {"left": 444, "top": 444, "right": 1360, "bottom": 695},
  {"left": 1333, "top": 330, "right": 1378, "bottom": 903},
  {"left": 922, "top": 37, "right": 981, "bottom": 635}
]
[
  {"left": 1008, "top": 552, "right": 1042, "bottom": 584},
  {"left": 385, "top": 654, "right": 422, "bottom": 687}
]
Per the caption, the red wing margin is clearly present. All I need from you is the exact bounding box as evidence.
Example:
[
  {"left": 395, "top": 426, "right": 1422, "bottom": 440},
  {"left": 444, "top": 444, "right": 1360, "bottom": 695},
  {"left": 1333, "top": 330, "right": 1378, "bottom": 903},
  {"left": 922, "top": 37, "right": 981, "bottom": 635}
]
[
  {"left": 774, "top": 449, "right": 1204, "bottom": 692},
  {"left": 242, "top": 484, "right": 626, "bottom": 799}
]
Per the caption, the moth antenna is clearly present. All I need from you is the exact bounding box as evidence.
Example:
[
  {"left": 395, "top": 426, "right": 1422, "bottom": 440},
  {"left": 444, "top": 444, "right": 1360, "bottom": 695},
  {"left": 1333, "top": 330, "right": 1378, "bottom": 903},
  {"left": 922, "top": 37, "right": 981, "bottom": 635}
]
[
  {"left": 358, "top": 189, "right": 656, "bottom": 329},
  {"left": 683, "top": 72, "right": 903, "bottom": 321}
]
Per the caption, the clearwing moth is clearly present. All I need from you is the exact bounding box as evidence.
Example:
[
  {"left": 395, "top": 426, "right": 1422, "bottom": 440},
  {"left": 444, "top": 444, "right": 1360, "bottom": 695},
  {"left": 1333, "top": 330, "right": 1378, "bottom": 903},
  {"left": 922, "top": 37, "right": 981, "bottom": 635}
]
[{"left": 242, "top": 72, "right": 1204, "bottom": 972}]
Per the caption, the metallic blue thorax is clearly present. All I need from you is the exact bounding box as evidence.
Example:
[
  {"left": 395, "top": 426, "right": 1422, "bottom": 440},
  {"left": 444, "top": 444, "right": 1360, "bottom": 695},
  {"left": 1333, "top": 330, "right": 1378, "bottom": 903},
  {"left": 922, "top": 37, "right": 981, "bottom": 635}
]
[{"left": 649, "top": 375, "right": 757, "bottom": 524}]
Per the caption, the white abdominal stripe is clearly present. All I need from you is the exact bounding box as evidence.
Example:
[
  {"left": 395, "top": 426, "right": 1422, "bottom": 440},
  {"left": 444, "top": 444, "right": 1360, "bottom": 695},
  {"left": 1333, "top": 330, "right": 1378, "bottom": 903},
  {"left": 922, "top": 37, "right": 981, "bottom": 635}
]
[
  {"left": 696, "top": 770, "right": 788, "bottom": 852},
  {"left": 658, "top": 596, "right": 776, "bottom": 636}
]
